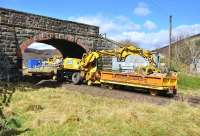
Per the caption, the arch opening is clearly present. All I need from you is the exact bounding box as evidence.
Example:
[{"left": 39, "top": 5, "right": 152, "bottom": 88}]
[
  {"left": 22, "top": 42, "right": 62, "bottom": 68},
  {"left": 20, "top": 38, "right": 87, "bottom": 73},
  {"left": 38, "top": 39, "right": 86, "bottom": 59}
]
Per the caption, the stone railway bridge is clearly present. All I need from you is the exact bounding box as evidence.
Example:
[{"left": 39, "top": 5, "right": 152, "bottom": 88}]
[{"left": 0, "top": 7, "right": 118, "bottom": 81}]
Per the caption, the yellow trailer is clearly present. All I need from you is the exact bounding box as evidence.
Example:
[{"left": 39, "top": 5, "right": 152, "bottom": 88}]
[{"left": 100, "top": 71, "right": 177, "bottom": 95}]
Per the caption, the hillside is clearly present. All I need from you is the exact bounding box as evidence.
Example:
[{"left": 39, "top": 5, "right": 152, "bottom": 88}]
[{"left": 22, "top": 48, "right": 62, "bottom": 66}]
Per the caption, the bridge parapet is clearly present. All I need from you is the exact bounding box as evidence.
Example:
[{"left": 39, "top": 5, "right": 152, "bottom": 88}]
[
  {"left": 0, "top": 7, "right": 119, "bottom": 81},
  {"left": 0, "top": 7, "right": 99, "bottom": 36}
]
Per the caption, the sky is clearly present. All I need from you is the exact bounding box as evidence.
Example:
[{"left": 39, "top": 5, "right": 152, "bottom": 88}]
[{"left": 1, "top": 0, "right": 200, "bottom": 50}]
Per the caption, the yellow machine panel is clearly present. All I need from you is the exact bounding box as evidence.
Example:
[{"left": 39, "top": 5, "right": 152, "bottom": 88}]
[
  {"left": 46, "top": 56, "right": 62, "bottom": 65},
  {"left": 63, "top": 58, "right": 81, "bottom": 70}
]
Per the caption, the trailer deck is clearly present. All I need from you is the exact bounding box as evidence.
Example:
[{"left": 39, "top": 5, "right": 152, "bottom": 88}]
[{"left": 100, "top": 71, "right": 177, "bottom": 94}]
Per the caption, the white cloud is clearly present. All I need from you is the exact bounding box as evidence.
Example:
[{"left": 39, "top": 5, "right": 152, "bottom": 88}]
[
  {"left": 116, "top": 30, "right": 168, "bottom": 49},
  {"left": 69, "top": 15, "right": 200, "bottom": 50},
  {"left": 68, "top": 15, "right": 140, "bottom": 34},
  {"left": 172, "top": 24, "right": 200, "bottom": 36},
  {"left": 144, "top": 20, "right": 157, "bottom": 30},
  {"left": 28, "top": 42, "right": 56, "bottom": 50},
  {"left": 111, "top": 24, "right": 200, "bottom": 50},
  {"left": 134, "top": 2, "right": 151, "bottom": 17}
]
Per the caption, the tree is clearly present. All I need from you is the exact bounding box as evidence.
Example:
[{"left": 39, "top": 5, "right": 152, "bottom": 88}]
[{"left": 173, "top": 35, "right": 200, "bottom": 72}]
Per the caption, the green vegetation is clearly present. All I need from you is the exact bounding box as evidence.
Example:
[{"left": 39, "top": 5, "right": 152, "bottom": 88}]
[
  {"left": 2, "top": 87, "right": 200, "bottom": 136},
  {"left": 178, "top": 73, "right": 200, "bottom": 94},
  {"left": 160, "top": 59, "right": 200, "bottom": 94},
  {"left": 164, "top": 59, "right": 200, "bottom": 94}
]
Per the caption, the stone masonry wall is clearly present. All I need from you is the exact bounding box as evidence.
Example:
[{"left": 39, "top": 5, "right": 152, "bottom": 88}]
[
  {"left": 0, "top": 7, "right": 118, "bottom": 81},
  {"left": 0, "top": 24, "right": 20, "bottom": 81},
  {"left": 0, "top": 8, "right": 99, "bottom": 36}
]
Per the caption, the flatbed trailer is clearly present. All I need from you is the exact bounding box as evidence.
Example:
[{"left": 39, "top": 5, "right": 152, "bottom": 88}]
[
  {"left": 26, "top": 66, "right": 57, "bottom": 77},
  {"left": 100, "top": 71, "right": 177, "bottom": 95}
]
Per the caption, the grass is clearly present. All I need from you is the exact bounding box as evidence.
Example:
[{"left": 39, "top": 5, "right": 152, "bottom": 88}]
[
  {"left": 2, "top": 87, "right": 200, "bottom": 136},
  {"left": 178, "top": 73, "right": 200, "bottom": 95}
]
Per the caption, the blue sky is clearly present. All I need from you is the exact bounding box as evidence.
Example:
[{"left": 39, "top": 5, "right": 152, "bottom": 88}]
[{"left": 1, "top": 0, "right": 200, "bottom": 49}]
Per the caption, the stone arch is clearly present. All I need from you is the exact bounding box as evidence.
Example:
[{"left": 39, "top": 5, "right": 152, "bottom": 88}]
[
  {"left": 20, "top": 32, "right": 90, "bottom": 53},
  {"left": 17, "top": 32, "right": 91, "bottom": 69}
]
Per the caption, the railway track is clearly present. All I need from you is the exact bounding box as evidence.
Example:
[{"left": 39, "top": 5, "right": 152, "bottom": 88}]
[
  {"left": 34, "top": 79, "right": 200, "bottom": 107},
  {"left": 174, "top": 93, "right": 200, "bottom": 106}
]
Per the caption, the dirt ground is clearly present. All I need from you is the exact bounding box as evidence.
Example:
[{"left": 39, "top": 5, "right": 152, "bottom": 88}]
[
  {"left": 61, "top": 83, "right": 173, "bottom": 105},
  {"left": 31, "top": 78, "right": 200, "bottom": 106},
  {"left": 33, "top": 79, "right": 172, "bottom": 105}
]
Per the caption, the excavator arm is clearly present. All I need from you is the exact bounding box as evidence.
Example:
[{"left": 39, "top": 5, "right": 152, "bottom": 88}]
[
  {"left": 116, "top": 45, "right": 156, "bottom": 66},
  {"left": 80, "top": 50, "right": 116, "bottom": 69},
  {"left": 79, "top": 50, "right": 117, "bottom": 82},
  {"left": 116, "top": 44, "right": 159, "bottom": 74},
  {"left": 79, "top": 43, "right": 160, "bottom": 82}
]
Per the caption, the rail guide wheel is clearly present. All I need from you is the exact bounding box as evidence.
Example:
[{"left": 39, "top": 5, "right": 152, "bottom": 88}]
[
  {"left": 87, "top": 80, "right": 93, "bottom": 86},
  {"left": 72, "top": 72, "right": 82, "bottom": 85},
  {"left": 150, "top": 90, "right": 158, "bottom": 96}
]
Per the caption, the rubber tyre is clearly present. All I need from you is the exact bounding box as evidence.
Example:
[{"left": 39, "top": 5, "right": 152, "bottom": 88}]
[
  {"left": 56, "top": 70, "right": 64, "bottom": 82},
  {"left": 72, "top": 72, "right": 82, "bottom": 85}
]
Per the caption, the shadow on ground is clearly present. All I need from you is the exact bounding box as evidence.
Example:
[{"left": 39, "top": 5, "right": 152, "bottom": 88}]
[
  {"left": 0, "top": 128, "right": 31, "bottom": 136},
  {"left": 22, "top": 75, "right": 62, "bottom": 88}
]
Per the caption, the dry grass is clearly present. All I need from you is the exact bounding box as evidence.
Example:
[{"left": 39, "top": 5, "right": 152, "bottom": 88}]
[{"left": 4, "top": 87, "right": 200, "bottom": 136}]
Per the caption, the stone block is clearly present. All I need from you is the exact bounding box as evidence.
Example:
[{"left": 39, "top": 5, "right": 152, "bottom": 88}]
[{"left": 0, "top": 7, "right": 117, "bottom": 81}]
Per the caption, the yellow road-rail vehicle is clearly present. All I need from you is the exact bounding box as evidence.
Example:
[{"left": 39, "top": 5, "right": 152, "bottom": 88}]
[{"left": 56, "top": 44, "right": 177, "bottom": 95}]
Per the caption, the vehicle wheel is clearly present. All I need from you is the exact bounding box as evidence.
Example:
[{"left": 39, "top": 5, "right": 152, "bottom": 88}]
[
  {"left": 57, "top": 70, "right": 64, "bottom": 82},
  {"left": 108, "top": 85, "right": 114, "bottom": 90},
  {"left": 52, "top": 75, "right": 56, "bottom": 80},
  {"left": 87, "top": 80, "right": 93, "bottom": 86},
  {"left": 150, "top": 90, "right": 158, "bottom": 96},
  {"left": 72, "top": 72, "right": 82, "bottom": 85}
]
